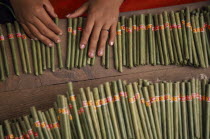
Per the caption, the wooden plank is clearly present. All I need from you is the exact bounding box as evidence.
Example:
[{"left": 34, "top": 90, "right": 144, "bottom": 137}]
[{"left": 0, "top": 66, "right": 210, "bottom": 121}]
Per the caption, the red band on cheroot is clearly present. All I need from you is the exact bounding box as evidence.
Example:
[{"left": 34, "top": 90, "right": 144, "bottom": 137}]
[
  {"left": 160, "top": 25, "right": 164, "bottom": 30},
  {"left": 69, "top": 104, "right": 73, "bottom": 109},
  {"left": 171, "top": 24, "right": 177, "bottom": 29},
  {"left": 126, "top": 28, "right": 132, "bottom": 33},
  {"left": 0, "top": 35, "right": 4, "bottom": 41},
  {"left": 147, "top": 24, "right": 152, "bottom": 29},
  {"left": 150, "top": 97, "right": 156, "bottom": 103},
  {"left": 206, "top": 96, "right": 210, "bottom": 102},
  {"left": 78, "top": 27, "right": 82, "bottom": 31},
  {"left": 114, "top": 95, "right": 120, "bottom": 101},
  {"left": 73, "top": 30, "right": 77, "bottom": 35},
  {"left": 117, "top": 30, "right": 122, "bottom": 35},
  {"left": 121, "top": 25, "right": 125, "bottom": 30},
  {"left": 8, "top": 34, "right": 14, "bottom": 39},
  {"left": 107, "top": 97, "right": 113, "bottom": 103},
  {"left": 177, "top": 24, "right": 181, "bottom": 29},
  {"left": 21, "top": 34, "right": 27, "bottom": 39},
  {"left": 119, "top": 91, "right": 125, "bottom": 97},
  {"left": 164, "top": 23, "right": 170, "bottom": 28},
  {"left": 82, "top": 101, "right": 88, "bottom": 107},
  {"left": 16, "top": 33, "right": 22, "bottom": 38},
  {"left": 34, "top": 121, "right": 41, "bottom": 127},
  {"left": 135, "top": 93, "right": 140, "bottom": 100},
  {"left": 180, "top": 96, "right": 186, "bottom": 102},
  {"left": 129, "top": 97, "right": 135, "bottom": 103},
  {"left": 68, "top": 27, "right": 72, "bottom": 33},
  {"left": 186, "top": 95, "right": 192, "bottom": 101},
  {"left": 154, "top": 26, "right": 159, "bottom": 31},
  {"left": 139, "top": 25, "right": 146, "bottom": 30},
  {"left": 132, "top": 25, "right": 137, "bottom": 30}
]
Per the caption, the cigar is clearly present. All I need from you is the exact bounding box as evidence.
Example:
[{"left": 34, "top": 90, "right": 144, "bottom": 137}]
[
  {"left": 98, "top": 84, "right": 115, "bottom": 138},
  {"left": 70, "top": 18, "right": 78, "bottom": 69},
  {"left": 20, "top": 28, "right": 32, "bottom": 73},
  {"left": 0, "top": 50, "right": 5, "bottom": 81},
  {"left": 154, "top": 14, "right": 164, "bottom": 65},
  {"left": 35, "top": 41, "right": 43, "bottom": 75},
  {"left": 148, "top": 14, "right": 155, "bottom": 65},
  {"left": 127, "top": 18, "right": 135, "bottom": 68},
  {"left": 117, "top": 22, "right": 123, "bottom": 72},
  {"left": 6, "top": 23, "right": 19, "bottom": 75},
  {"left": 41, "top": 112, "right": 54, "bottom": 139},
  {"left": 113, "top": 38, "right": 119, "bottom": 70},
  {"left": 104, "top": 82, "right": 121, "bottom": 138},
  {"left": 78, "top": 19, "right": 85, "bottom": 68},
  {"left": 18, "top": 118, "right": 31, "bottom": 139},
  {"left": 48, "top": 108, "right": 61, "bottom": 139},
  {"left": 57, "top": 95, "right": 71, "bottom": 139},
  {"left": 127, "top": 84, "right": 144, "bottom": 138},
  {"left": 132, "top": 15, "right": 137, "bottom": 66},
  {"left": 186, "top": 7, "right": 193, "bottom": 64},
  {"left": 79, "top": 88, "right": 96, "bottom": 138},
  {"left": 30, "top": 107, "right": 45, "bottom": 139},
  {"left": 133, "top": 82, "right": 150, "bottom": 138},
  {"left": 15, "top": 121, "right": 24, "bottom": 139},
  {"left": 44, "top": 111, "right": 57, "bottom": 138},
  {"left": 136, "top": 15, "right": 140, "bottom": 65},
  {"left": 170, "top": 11, "right": 183, "bottom": 63},
  {"left": 154, "top": 83, "right": 161, "bottom": 127},
  {"left": 82, "top": 42, "right": 88, "bottom": 67},
  {"left": 86, "top": 87, "right": 101, "bottom": 138},
  {"left": 200, "top": 13, "right": 209, "bottom": 67},
  {"left": 163, "top": 11, "right": 175, "bottom": 63},
  {"left": 105, "top": 43, "right": 110, "bottom": 69},
  {"left": 14, "top": 21, "right": 27, "bottom": 73},
  {"left": 204, "top": 84, "right": 210, "bottom": 139},
  {"left": 175, "top": 12, "right": 184, "bottom": 56},
  {"left": 158, "top": 14, "right": 170, "bottom": 65},
  {"left": 90, "top": 56, "right": 95, "bottom": 66},
  {"left": 75, "top": 17, "right": 83, "bottom": 67},
  {"left": 31, "top": 40, "right": 38, "bottom": 76},
  {"left": 11, "top": 122, "right": 18, "bottom": 139},
  {"left": 121, "top": 16, "right": 127, "bottom": 66},
  {"left": 117, "top": 80, "right": 133, "bottom": 138},
  {"left": 173, "top": 82, "right": 179, "bottom": 139},
  {"left": 93, "top": 87, "right": 107, "bottom": 139},
  {"left": 0, "top": 25, "right": 9, "bottom": 76},
  {"left": 180, "top": 10, "right": 190, "bottom": 61},
  {"left": 0, "top": 125, "right": 4, "bottom": 139},
  {"left": 41, "top": 43, "right": 47, "bottom": 70},
  {"left": 186, "top": 81, "right": 195, "bottom": 138},
  {"left": 152, "top": 17, "right": 157, "bottom": 66},
  {"left": 23, "top": 116, "right": 35, "bottom": 139},
  {"left": 102, "top": 46, "right": 106, "bottom": 67},
  {"left": 67, "top": 82, "right": 84, "bottom": 139},
  {"left": 66, "top": 18, "right": 73, "bottom": 69},
  {"left": 191, "top": 15, "right": 205, "bottom": 68},
  {"left": 50, "top": 42, "right": 55, "bottom": 72},
  {"left": 112, "top": 81, "right": 127, "bottom": 138},
  {"left": 139, "top": 14, "right": 146, "bottom": 65},
  {"left": 148, "top": 85, "right": 162, "bottom": 139},
  {"left": 46, "top": 45, "right": 51, "bottom": 69},
  {"left": 4, "top": 120, "right": 14, "bottom": 139}
]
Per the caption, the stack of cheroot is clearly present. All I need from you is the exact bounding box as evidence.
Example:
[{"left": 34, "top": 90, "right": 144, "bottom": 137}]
[
  {"left": 0, "top": 78, "right": 210, "bottom": 139},
  {"left": 1, "top": 6, "right": 210, "bottom": 81},
  {"left": 113, "top": 6, "right": 210, "bottom": 72}
]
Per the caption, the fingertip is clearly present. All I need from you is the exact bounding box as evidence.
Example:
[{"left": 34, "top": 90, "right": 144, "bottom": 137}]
[
  {"left": 66, "top": 14, "right": 71, "bottom": 18},
  {"left": 98, "top": 50, "right": 103, "bottom": 56},
  {"left": 110, "top": 41, "right": 114, "bottom": 46},
  {"left": 88, "top": 52, "right": 95, "bottom": 58},
  {"left": 80, "top": 44, "right": 85, "bottom": 49}
]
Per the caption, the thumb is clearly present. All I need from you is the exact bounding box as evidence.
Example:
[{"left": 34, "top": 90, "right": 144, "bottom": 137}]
[
  {"left": 43, "top": 0, "right": 58, "bottom": 18},
  {"left": 66, "top": 2, "right": 88, "bottom": 18}
]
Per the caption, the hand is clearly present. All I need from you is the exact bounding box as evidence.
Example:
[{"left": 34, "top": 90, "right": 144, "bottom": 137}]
[
  {"left": 10, "top": 0, "right": 63, "bottom": 46},
  {"left": 67, "top": 0, "right": 123, "bottom": 58}
]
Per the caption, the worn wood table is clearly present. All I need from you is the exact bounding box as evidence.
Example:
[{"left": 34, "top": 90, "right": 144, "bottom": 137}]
[{"left": 0, "top": 1, "right": 210, "bottom": 121}]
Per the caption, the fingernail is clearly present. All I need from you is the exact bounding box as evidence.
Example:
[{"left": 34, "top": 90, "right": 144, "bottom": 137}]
[
  {"left": 98, "top": 50, "right": 103, "bottom": 56},
  {"left": 34, "top": 38, "right": 38, "bottom": 40},
  {"left": 89, "top": 52, "right": 94, "bottom": 58},
  {"left": 59, "top": 32, "right": 63, "bottom": 35},
  {"left": 110, "top": 41, "right": 114, "bottom": 46},
  {"left": 80, "top": 44, "right": 85, "bottom": 49},
  {"left": 56, "top": 39, "right": 61, "bottom": 43},
  {"left": 66, "top": 14, "right": 71, "bottom": 18},
  {"left": 49, "top": 43, "right": 54, "bottom": 47}
]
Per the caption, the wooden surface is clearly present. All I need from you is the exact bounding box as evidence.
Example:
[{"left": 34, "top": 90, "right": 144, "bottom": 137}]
[{"left": 0, "top": 1, "right": 210, "bottom": 121}]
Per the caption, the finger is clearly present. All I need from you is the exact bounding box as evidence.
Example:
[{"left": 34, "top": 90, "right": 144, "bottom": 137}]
[
  {"left": 27, "top": 23, "right": 54, "bottom": 46},
  {"left": 21, "top": 23, "right": 36, "bottom": 39},
  {"left": 31, "top": 17, "right": 61, "bottom": 43},
  {"left": 66, "top": 2, "right": 88, "bottom": 18},
  {"left": 80, "top": 17, "right": 94, "bottom": 49},
  {"left": 36, "top": 10, "right": 62, "bottom": 35},
  {"left": 97, "top": 25, "right": 110, "bottom": 56},
  {"left": 109, "top": 22, "right": 117, "bottom": 46},
  {"left": 88, "top": 24, "right": 103, "bottom": 58},
  {"left": 43, "top": 0, "right": 58, "bottom": 18}
]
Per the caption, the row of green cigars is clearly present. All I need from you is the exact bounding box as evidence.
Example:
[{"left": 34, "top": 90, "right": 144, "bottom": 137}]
[{"left": 0, "top": 77, "right": 210, "bottom": 139}]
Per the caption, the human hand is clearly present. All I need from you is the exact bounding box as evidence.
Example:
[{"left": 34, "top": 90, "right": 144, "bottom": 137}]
[
  {"left": 67, "top": 0, "right": 123, "bottom": 57},
  {"left": 10, "top": 0, "right": 63, "bottom": 46}
]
